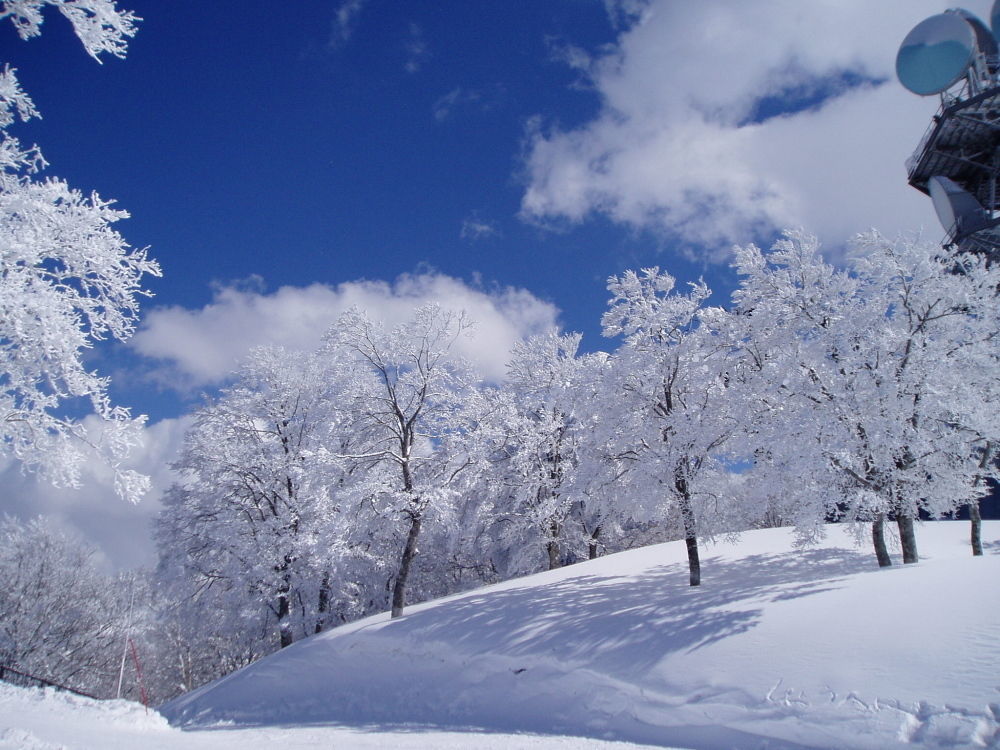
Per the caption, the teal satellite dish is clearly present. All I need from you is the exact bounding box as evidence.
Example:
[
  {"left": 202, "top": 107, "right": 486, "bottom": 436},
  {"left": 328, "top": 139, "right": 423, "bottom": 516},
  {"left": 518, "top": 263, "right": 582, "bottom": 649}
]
[{"left": 897, "top": 13, "right": 978, "bottom": 95}]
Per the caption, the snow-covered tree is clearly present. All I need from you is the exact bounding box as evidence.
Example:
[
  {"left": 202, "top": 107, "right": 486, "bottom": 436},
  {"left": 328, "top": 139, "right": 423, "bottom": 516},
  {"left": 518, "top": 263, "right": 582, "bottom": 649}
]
[
  {"left": 601, "top": 269, "right": 739, "bottom": 586},
  {"left": 0, "top": 515, "right": 130, "bottom": 696},
  {"left": 731, "top": 231, "right": 1000, "bottom": 564},
  {"left": 1, "top": 1, "right": 158, "bottom": 502},
  {"left": 324, "top": 304, "right": 480, "bottom": 618},
  {"left": 484, "top": 332, "right": 611, "bottom": 574},
  {"left": 1, "top": 1, "right": 138, "bottom": 60},
  {"left": 156, "top": 346, "right": 356, "bottom": 651},
  {"left": 143, "top": 574, "right": 278, "bottom": 698}
]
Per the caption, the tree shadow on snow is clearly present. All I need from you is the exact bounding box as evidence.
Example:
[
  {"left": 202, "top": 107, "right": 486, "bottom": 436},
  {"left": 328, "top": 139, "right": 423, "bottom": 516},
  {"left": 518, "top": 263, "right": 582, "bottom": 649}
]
[
  {"left": 378, "top": 545, "right": 870, "bottom": 679},
  {"left": 165, "top": 544, "right": 876, "bottom": 750}
]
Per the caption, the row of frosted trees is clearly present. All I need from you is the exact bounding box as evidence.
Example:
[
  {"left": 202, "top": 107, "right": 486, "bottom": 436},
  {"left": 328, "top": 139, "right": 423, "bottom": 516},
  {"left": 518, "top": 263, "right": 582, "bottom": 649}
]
[{"left": 154, "top": 230, "right": 1000, "bottom": 693}]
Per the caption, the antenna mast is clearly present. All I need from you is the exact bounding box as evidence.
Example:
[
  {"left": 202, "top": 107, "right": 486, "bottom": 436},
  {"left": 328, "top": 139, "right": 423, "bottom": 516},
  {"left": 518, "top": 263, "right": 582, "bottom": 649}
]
[{"left": 898, "top": 3, "right": 1000, "bottom": 258}]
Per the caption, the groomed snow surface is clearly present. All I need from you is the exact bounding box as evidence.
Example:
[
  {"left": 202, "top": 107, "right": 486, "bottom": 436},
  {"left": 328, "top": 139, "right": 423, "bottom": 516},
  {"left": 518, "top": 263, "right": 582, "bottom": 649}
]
[{"left": 2, "top": 522, "right": 998, "bottom": 750}]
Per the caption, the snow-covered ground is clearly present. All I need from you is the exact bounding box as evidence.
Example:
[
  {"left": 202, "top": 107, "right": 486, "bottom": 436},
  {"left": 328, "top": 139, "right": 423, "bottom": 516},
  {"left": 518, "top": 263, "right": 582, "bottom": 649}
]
[
  {"left": 2, "top": 521, "right": 998, "bottom": 749},
  {"left": 0, "top": 684, "right": 659, "bottom": 749}
]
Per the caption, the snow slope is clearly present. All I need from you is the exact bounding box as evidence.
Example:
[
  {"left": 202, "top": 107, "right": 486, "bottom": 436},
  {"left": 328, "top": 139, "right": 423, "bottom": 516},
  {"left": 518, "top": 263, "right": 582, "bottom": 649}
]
[
  {"left": 2, "top": 522, "right": 998, "bottom": 749},
  {"left": 162, "top": 521, "right": 1000, "bottom": 749}
]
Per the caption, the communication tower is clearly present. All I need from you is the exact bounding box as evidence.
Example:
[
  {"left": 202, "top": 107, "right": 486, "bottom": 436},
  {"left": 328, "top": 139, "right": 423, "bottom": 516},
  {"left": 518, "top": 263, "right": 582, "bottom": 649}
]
[
  {"left": 897, "top": 3, "right": 1000, "bottom": 257},
  {"left": 898, "top": 5, "right": 1000, "bottom": 523}
]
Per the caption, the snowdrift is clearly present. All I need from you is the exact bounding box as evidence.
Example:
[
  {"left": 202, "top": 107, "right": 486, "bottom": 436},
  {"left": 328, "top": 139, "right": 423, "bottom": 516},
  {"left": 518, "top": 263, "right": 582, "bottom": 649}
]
[
  {"left": 159, "top": 521, "right": 1000, "bottom": 749},
  {"left": 0, "top": 683, "right": 170, "bottom": 749}
]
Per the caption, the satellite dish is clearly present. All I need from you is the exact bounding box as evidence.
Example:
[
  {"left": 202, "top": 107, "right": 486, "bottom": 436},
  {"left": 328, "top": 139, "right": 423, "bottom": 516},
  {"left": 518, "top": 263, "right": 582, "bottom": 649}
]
[
  {"left": 897, "top": 12, "right": 978, "bottom": 95},
  {"left": 954, "top": 8, "right": 999, "bottom": 71},
  {"left": 928, "top": 175, "right": 992, "bottom": 241}
]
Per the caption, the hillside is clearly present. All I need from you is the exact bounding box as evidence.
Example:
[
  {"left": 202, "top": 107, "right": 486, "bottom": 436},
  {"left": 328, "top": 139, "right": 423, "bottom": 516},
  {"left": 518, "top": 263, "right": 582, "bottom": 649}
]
[
  {"left": 163, "top": 521, "right": 999, "bottom": 749},
  {"left": 2, "top": 521, "right": 997, "bottom": 749}
]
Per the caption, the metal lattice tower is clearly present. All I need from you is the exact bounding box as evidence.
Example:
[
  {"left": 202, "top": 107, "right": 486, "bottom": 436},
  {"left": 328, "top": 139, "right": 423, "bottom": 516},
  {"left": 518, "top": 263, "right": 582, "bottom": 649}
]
[{"left": 898, "top": 4, "right": 1000, "bottom": 259}]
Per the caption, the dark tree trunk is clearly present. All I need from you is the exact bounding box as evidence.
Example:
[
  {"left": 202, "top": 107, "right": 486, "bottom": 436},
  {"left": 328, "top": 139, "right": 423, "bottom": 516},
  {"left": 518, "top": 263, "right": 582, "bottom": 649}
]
[
  {"left": 873, "top": 514, "right": 892, "bottom": 568},
  {"left": 896, "top": 513, "right": 918, "bottom": 564},
  {"left": 546, "top": 541, "right": 560, "bottom": 570},
  {"left": 970, "top": 499, "right": 983, "bottom": 556},
  {"left": 277, "top": 592, "right": 293, "bottom": 648},
  {"left": 546, "top": 518, "right": 561, "bottom": 570},
  {"left": 677, "top": 485, "right": 700, "bottom": 587},
  {"left": 391, "top": 513, "right": 422, "bottom": 619},
  {"left": 971, "top": 442, "right": 991, "bottom": 556},
  {"left": 588, "top": 525, "right": 602, "bottom": 560},
  {"left": 315, "top": 573, "right": 330, "bottom": 633},
  {"left": 684, "top": 532, "right": 701, "bottom": 587}
]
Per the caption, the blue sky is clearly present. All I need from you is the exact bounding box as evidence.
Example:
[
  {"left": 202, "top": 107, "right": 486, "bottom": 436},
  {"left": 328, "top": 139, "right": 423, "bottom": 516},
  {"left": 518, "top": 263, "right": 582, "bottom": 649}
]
[
  {"left": 2, "top": 0, "right": 981, "bottom": 567},
  {"left": 4, "top": 0, "right": 713, "bottom": 416}
]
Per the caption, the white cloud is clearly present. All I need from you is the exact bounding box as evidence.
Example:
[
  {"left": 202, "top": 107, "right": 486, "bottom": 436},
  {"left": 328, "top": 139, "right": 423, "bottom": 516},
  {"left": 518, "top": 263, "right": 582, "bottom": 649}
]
[
  {"left": 460, "top": 213, "right": 501, "bottom": 241},
  {"left": 405, "top": 22, "right": 429, "bottom": 73},
  {"left": 603, "top": 0, "right": 648, "bottom": 31},
  {"left": 6, "top": 275, "right": 559, "bottom": 570},
  {"left": 521, "top": 0, "right": 981, "bottom": 255},
  {"left": 434, "top": 87, "right": 472, "bottom": 122},
  {"left": 432, "top": 85, "right": 505, "bottom": 122},
  {"left": 330, "top": 0, "right": 366, "bottom": 48},
  {"left": 130, "top": 272, "right": 561, "bottom": 387},
  {"left": 433, "top": 86, "right": 495, "bottom": 122},
  {"left": 0, "top": 415, "right": 191, "bottom": 571}
]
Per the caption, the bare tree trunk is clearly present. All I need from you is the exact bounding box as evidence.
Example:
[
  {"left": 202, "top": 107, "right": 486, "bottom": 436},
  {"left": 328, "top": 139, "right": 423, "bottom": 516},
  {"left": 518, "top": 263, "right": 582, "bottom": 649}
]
[
  {"left": 896, "top": 513, "right": 918, "bottom": 564},
  {"left": 546, "top": 518, "right": 561, "bottom": 570},
  {"left": 970, "top": 499, "right": 983, "bottom": 556},
  {"left": 588, "top": 525, "right": 602, "bottom": 560},
  {"left": 872, "top": 513, "right": 891, "bottom": 568},
  {"left": 546, "top": 541, "right": 560, "bottom": 570},
  {"left": 683, "top": 531, "right": 701, "bottom": 586},
  {"left": 315, "top": 572, "right": 330, "bottom": 633},
  {"left": 277, "top": 592, "right": 293, "bottom": 648},
  {"left": 391, "top": 513, "right": 422, "bottom": 619},
  {"left": 677, "top": 482, "right": 700, "bottom": 587},
  {"left": 971, "top": 442, "right": 991, "bottom": 556}
]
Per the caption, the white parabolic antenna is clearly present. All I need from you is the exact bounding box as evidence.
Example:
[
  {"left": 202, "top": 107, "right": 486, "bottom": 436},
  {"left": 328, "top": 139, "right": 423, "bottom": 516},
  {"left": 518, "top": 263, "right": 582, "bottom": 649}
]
[
  {"left": 928, "top": 175, "right": 991, "bottom": 240},
  {"left": 897, "top": 12, "right": 978, "bottom": 95}
]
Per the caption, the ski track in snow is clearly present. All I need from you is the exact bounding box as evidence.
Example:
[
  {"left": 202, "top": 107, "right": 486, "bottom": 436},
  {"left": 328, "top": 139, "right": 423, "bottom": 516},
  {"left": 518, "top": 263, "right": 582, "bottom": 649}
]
[{"left": 2, "top": 522, "right": 998, "bottom": 750}]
